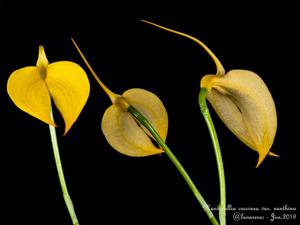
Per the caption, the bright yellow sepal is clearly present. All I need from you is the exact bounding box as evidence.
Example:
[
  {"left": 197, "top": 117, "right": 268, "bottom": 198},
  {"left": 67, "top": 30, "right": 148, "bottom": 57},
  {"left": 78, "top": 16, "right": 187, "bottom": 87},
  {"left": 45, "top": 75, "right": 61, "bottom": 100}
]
[
  {"left": 142, "top": 20, "right": 278, "bottom": 167},
  {"left": 7, "top": 46, "right": 90, "bottom": 134},
  {"left": 72, "top": 39, "right": 168, "bottom": 156}
]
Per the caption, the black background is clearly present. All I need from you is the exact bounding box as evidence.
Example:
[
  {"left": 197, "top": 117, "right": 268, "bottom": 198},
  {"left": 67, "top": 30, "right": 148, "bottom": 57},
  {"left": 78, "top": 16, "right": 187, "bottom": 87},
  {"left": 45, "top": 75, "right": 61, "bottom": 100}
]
[{"left": 0, "top": 1, "right": 299, "bottom": 225}]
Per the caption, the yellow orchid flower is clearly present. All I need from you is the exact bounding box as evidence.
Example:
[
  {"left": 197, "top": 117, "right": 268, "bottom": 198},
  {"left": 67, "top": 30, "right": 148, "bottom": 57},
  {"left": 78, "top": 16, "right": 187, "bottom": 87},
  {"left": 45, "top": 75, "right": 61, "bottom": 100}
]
[
  {"left": 7, "top": 46, "right": 90, "bottom": 134},
  {"left": 7, "top": 45, "right": 89, "bottom": 225},
  {"left": 71, "top": 38, "right": 168, "bottom": 156},
  {"left": 141, "top": 20, "right": 278, "bottom": 167}
]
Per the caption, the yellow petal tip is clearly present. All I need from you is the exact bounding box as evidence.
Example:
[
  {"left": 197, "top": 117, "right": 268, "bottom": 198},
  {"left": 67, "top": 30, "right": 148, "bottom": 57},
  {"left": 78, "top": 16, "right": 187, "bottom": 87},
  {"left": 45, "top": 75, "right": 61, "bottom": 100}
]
[
  {"left": 268, "top": 151, "right": 280, "bottom": 157},
  {"left": 256, "top": 151, "right": 269, "bottom": 168},
  {"left": 36, "top": 46, "right": 49, "bottom": 79},
  {"left": 256, "top": 150, "right": 279, "bottom": 168}
]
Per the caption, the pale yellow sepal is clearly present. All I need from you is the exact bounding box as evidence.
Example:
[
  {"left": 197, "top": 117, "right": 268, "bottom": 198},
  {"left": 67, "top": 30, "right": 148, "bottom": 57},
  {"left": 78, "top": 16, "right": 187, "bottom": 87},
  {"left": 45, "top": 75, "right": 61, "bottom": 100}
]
[
  {"left": 142, "top": 20, "right": 278, "bottom": 167},
  {"left": 71, "top": 38, "right": 168, "bottom": 156},
  {"left": 123, "top": 88, "right": 168, "bottom": 141},
  {"left": 7, "top": 46, "right": 90, "bottom": 134},
  {"left": 203, "top": 70, "right": 277, "bottom": 167},
  {"left": 102, "top": 89, "right": 167, "bottom": 156}
]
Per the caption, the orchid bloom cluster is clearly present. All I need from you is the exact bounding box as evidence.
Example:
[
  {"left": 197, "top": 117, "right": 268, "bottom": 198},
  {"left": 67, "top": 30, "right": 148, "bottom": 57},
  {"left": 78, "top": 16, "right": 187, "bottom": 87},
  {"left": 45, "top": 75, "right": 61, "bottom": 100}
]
[{"left": 6, "top": 20, "right": 278, "bottom": 225}]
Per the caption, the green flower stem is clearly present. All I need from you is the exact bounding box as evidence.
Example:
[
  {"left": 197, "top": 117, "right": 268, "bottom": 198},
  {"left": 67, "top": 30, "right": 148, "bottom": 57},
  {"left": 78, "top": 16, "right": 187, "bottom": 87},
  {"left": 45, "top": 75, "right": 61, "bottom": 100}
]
[
  {"left": 127, "top": 106, "right": 219, "bottom": 225},
  {"left": 198, "top": 88, "right": 226, "bottom": 225},
  {"left": 49, "top": 109, "right": 79, "bottom": 225}
]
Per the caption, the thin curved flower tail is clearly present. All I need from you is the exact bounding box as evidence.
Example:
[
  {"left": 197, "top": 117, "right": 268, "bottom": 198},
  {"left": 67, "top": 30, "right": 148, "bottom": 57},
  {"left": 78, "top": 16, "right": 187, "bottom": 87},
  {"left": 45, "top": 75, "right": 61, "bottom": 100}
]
[
  {"left": 71, "top": 38, "right": 168, "bottom": 156},
  {"left": 142, "top": 20, "right": 278, "bottom": 167},
  {"left": 7, "top": 46, "right": 90, "bottom": 134}
]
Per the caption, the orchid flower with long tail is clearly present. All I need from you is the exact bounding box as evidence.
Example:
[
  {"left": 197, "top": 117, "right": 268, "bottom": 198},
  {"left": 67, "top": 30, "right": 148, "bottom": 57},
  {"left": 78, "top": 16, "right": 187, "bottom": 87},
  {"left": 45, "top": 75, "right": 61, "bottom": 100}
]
[
  {"left": 142, "top": 19, "right": 278, "bottom": 225},
  {"left": 71, "top": 38, "right": 220, "bottom": 225},
  {"left": 7, "top": 46, "right": 90, "bottom": 225},
  {"left": 141, "top": 20, "right": 278, "bottom": 167}
]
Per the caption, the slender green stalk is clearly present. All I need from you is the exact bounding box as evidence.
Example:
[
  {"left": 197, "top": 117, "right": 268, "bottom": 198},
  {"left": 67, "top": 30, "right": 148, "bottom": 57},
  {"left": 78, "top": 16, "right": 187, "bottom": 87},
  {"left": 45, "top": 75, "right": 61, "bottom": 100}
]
[
  {"left": 198, "top": 88, "right": 226, "bottom": 225},
  {"left": 49, "top": 109, "right": 79, "bottom": 225},
  {"left": 128, "top": 106, "right": 219, "bottom": 225}
]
